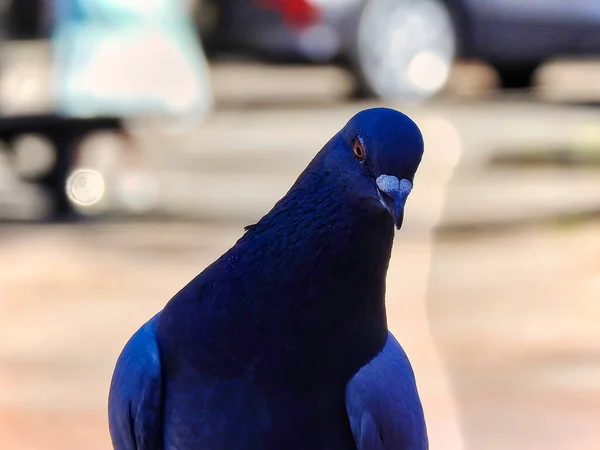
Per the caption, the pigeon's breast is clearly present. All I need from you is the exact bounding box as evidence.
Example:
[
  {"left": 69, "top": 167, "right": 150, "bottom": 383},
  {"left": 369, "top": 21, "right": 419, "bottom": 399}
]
[{"left": 161, "top": 369, "right": 357, "bottom": 450}]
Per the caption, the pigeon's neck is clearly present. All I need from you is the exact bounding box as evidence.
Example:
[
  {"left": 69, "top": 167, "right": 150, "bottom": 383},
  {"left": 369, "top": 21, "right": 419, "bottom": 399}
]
[
  {"left": 237, "top": 155, "right": 393, "bottom": 319},
  {"left": 163, "top": 154, "right": 394, "bottom": 383}
]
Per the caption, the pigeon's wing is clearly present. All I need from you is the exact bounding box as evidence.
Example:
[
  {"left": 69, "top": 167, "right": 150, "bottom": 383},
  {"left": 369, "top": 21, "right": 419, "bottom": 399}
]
[
  {"left": 108, "top": 313, "right": 163, "bottom": 450},
  {"left": 345, "top": 331, "right": 428, "bottom": 450}
]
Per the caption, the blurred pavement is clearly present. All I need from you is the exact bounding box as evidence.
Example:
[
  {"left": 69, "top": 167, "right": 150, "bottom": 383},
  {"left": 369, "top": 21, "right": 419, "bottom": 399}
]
[{"left": 1, "top": 57, "right": 600, "bottom": 450}]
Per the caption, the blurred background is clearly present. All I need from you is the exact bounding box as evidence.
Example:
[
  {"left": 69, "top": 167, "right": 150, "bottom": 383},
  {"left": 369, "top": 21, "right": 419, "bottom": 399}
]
[{"left": 0, "top": 0, "right": 599, "bottom": 448}]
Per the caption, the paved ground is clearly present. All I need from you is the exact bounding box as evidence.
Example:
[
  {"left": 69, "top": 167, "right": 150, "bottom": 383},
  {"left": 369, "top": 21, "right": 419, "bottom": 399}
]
[
  {"left": 1, "top": 220, "right": 599, "bottom": 450},
  {"left": 1, "top": 58, "right": 600, "bottom": 449},
  {"left": 126, "top": 99, "right": 600, "bottom": 229}
]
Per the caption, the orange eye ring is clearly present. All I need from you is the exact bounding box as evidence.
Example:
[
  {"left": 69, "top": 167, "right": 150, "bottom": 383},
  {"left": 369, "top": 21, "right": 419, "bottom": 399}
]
[{"left": 352, "top": 139, "right": 365, "bottom": 161}]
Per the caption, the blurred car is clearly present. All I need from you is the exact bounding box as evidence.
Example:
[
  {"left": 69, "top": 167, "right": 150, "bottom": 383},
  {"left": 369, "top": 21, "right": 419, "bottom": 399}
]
[{"left": 199, "top": 0, "right": 600, "bottom": 101}]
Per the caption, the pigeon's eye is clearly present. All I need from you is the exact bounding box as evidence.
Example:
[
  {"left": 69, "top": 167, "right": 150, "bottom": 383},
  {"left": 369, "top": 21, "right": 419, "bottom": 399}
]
[{"left": 352, "top": 139, "right": 365, "bottom": 161}]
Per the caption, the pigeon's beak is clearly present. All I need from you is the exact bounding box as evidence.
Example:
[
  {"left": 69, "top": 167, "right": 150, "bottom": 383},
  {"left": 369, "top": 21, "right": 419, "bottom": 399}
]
[{"left": 376, "top": 175, "right": 413, "bottom": 230}]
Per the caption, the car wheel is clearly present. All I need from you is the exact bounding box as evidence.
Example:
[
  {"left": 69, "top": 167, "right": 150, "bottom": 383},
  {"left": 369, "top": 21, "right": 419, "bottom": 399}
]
[
  {"left": 492, "top": 63, "right": 540, "bottom": 90},
  {"left": 353, "top": 0, "right": 457, "bottom": 101}
]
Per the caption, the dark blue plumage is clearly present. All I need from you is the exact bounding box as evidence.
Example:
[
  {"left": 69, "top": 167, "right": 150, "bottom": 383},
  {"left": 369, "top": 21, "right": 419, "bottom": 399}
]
[{"left": 108, "top": 107, "right": 427, "bottom": 450}]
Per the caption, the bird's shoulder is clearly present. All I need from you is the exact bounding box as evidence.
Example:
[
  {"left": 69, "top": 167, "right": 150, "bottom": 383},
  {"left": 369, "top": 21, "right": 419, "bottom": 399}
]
[
  {"left": 345, "top": 331, "right": 428, "bottom": 450},
  {"left": 108, "top": 313, "right": 163, "bottom": 450}
]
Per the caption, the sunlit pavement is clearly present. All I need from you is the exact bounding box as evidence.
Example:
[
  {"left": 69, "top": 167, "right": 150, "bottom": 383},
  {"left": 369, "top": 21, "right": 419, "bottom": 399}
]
[
  {"left": 1, "top": 59, "right": 600, "bottom": 449},
  {"left": 127, "top": 98, "right": 600, "bottom": 229},
  {"left": 1, "top": 221, "right": 599, "bottom": 450}
]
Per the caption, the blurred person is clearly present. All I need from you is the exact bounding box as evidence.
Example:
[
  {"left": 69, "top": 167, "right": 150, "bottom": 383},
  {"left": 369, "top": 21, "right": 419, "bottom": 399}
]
[{"left": 51, "top": 0, "right": 213, "bottom": 122}]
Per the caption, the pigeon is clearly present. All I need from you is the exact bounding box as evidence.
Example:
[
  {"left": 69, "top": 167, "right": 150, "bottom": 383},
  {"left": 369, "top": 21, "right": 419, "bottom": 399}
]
[{"left": 108, "top": 107, "right": 427, "bottom": 450}]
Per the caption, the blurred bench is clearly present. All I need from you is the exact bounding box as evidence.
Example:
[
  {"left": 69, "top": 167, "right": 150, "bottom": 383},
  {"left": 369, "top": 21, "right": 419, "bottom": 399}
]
[{"left": 0, "top": 114, "right": 125, "bottom": 220}]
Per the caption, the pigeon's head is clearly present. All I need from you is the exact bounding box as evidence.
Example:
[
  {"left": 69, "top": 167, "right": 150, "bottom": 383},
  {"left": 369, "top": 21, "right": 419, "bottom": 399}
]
[{"left": 331, "top": 107, "right": 424, "bottom": 229}]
